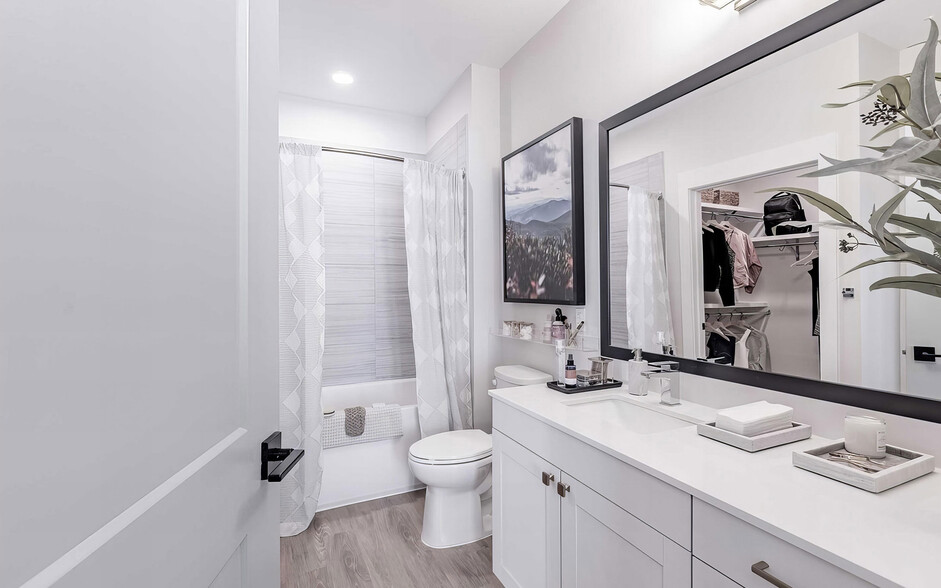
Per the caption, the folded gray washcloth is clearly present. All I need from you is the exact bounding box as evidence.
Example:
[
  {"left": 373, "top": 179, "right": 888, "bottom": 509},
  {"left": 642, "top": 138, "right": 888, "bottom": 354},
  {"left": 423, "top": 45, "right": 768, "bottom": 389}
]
[{"left": 345, "top": 406, "right": 366, "bottom": 437}]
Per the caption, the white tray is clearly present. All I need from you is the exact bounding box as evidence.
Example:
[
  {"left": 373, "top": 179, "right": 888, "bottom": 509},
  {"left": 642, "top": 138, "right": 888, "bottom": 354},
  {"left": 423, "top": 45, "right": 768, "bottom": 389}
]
[
  {"left": 697, "top": 421, "right": 811, "bottom": 452},
  {"left": 793, "top": 440, "right": 935, "bottom": 493}
]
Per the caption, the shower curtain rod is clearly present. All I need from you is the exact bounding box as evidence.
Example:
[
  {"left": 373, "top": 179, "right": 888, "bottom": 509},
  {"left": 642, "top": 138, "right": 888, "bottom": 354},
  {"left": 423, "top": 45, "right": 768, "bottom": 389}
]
[
  {"left": 322, "top": 146, "right": 404, "bottom": 162},
  {"left": 321, "top": 146, "right": 466, "bottom": 179}
]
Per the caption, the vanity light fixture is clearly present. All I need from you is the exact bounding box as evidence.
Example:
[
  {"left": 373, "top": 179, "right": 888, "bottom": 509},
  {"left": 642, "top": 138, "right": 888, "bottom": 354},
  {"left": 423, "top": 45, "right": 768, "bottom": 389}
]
[
  {"left": 733, "top": 0, "right": 760, "bottom": 10},
  {"left": 331, "top": 70, "right": 354, "bottom": 85}
]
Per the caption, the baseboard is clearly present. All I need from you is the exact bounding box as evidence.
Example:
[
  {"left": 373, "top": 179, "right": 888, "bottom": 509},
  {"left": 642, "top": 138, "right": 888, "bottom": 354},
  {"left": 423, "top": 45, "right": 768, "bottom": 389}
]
[{"left": 316, "top": 483, "right": 426, "bottom": 513}]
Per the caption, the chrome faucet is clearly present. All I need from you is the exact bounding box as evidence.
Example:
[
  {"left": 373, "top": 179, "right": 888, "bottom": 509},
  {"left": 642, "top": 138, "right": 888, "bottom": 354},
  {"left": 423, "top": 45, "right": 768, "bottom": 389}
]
[{"left": 642, "top": 361, "right": 681, "bottom": 406}]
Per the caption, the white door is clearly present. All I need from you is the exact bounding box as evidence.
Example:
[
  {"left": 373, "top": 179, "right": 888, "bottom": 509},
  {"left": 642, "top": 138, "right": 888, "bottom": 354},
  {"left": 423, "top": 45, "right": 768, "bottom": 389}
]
[
  {"left": 560, "top": 475, "right": 691, "bottom": 588},
  {"left": 492, "top": 431, "right": 562, "bottom": 588},
  {"left": 0, "top": 0, "right": 281, "bottom": 586},
  {"left": 900, "top": 191, "right": 941, "bottom": 400}
]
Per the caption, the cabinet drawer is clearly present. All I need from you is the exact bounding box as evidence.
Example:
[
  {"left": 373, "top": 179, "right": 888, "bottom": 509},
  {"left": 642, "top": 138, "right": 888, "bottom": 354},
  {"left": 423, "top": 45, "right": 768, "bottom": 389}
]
[
  {"left": 693, "top": 499, "right": 875, "bottom": 588},
  {"left": 494, "top": 400, "right": 692, "bottom": 549},
  {"left": 694, "top": 558, "right": 742, "bottom": 588}
]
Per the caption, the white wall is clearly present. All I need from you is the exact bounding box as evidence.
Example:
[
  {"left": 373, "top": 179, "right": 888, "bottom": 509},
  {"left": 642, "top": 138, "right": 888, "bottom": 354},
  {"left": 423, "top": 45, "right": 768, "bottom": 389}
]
[
  {"left": 279, "top": 93, "right": 426, "bottom": 154},
  {"left": 493, "top": 0, "right": 839, "bottom": 387},
  {"left": 426, "top": 67, "right": 472, "bottom": 150}
]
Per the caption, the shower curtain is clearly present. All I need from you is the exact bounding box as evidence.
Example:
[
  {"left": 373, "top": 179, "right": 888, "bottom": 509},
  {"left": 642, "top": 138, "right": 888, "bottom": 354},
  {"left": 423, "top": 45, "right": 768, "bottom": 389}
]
[
  {"left": 403, "top": 159, "right": 472, "bottom": 437},
  {"left": 626, "top": 186, "right": 675, "bottom": 351},
  {"left": 278, "top": 142, "right": 326, "bottom": 537}
]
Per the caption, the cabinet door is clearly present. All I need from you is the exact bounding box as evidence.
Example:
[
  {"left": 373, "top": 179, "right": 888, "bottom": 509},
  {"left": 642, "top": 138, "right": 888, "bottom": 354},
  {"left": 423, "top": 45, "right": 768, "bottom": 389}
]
[
  {"left": 561, "top": 475, "right": 691, "bottom": 588},
  {"left": 694, "top": 558, "right": 743, "bottom": 588},
  {"left": 493, "top": 431, "right": 563, "bottom": 588}
]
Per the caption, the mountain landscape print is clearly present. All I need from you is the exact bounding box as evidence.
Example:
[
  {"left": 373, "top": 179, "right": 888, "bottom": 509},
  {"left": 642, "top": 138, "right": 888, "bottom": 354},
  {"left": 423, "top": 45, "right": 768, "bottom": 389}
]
[{"left": 503, "top": 119, "right": 583, "bottom": 304}]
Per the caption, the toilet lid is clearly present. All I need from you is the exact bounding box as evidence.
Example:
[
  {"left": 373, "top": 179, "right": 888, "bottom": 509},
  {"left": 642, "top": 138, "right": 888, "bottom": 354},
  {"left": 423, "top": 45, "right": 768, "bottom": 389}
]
[{"left": 409, "top": 430, "right": 492, "bottom": 464}]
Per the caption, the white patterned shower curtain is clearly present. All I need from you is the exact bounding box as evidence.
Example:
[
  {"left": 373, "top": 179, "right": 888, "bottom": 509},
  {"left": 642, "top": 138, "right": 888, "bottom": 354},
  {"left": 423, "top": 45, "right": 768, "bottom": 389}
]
[
  {"left": 403, "top": 159, "right": 472, "bottom": 437},
  {"left": 626, "top": 186, "right": 674, "bottom": 351},
  {"left": 278, "top": 142, "right": 326, "bottom": 537}
]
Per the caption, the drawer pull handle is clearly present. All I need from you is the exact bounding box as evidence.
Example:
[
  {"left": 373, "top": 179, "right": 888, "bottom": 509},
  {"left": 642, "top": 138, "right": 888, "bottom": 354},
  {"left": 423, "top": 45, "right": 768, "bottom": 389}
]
[
  {"left": 556, "top": 482, "right": 570, "bottom": 497},
  {"left": 751, "top": 561, "right": 793, "bottom": 588},
  {"left": 541, "top": 472, "right": 555, "bottom": 486}
]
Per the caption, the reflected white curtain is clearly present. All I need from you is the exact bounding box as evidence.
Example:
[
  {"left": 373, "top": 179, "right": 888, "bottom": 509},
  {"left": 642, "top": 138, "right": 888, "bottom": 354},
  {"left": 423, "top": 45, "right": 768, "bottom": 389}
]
[
  {"left": 626, "top": 186, "right": 674, "bottom": 351},
  {"left": 278, "top": 142, "right": 326, "bottom": 537},
  {"left": 403, "top": 159, "right": 472, "bottom": 437}
]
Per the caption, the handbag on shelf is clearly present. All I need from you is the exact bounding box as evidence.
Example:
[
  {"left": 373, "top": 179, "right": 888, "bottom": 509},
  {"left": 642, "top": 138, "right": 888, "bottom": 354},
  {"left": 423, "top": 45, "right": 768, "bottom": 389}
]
[{"left": 763, "top": 192, "right": 811, "bottom": 236}]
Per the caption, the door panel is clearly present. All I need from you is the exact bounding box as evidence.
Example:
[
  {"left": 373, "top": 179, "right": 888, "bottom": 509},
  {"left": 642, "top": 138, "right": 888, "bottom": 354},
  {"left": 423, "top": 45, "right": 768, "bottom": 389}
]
[
  {"left": 493, "top": 431, "right": 562, "bottom": 588},
  {"left": 0, "top": 0, "right": 280, "bottom": 585},
  {"left": 561, "top": 475, "right": 691, "bottom": 588}
]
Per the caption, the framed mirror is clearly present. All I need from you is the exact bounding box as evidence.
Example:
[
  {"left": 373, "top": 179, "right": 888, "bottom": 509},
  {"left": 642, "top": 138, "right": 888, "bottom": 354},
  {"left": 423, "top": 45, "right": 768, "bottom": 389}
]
[{"left": 600, "top": 0, "right": 941, "bottom": 423}]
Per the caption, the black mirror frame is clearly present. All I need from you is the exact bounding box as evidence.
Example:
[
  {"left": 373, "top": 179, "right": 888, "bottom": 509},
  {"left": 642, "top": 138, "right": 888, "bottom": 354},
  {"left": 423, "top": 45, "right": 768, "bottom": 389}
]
[{"left": 599, "top": 0, "right": 941, "bottom": 424}]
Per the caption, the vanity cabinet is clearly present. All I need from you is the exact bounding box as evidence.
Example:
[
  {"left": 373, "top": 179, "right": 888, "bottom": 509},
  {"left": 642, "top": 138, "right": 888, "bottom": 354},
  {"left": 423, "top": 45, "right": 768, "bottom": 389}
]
[
  {"left": 492, "top": 430, "right": 561, "bottom": 588},
  {"left": 493, "top": 430, "right": 691, "bottom": 588},
  {"left": 692, "top": 499, "right": 876, "bottom": 588}
]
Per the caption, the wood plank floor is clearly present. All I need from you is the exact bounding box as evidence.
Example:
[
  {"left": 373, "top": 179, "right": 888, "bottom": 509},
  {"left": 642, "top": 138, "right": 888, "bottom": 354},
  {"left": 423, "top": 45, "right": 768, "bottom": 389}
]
[{"left": 281, "top": 490, "right": 503, "bottom": 588}]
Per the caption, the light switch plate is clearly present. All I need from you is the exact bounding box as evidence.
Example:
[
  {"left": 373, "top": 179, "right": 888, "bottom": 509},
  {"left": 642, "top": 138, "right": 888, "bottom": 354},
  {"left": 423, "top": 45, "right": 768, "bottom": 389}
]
[{"left": 575, "top": 308, "right": 586, "bottom": 327}]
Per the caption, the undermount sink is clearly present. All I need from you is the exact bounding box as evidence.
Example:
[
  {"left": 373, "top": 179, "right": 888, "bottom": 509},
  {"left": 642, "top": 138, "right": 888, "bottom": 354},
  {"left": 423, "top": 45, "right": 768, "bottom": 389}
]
[{"left": 562, "top": 394, "right": 699, "bottom": 434}]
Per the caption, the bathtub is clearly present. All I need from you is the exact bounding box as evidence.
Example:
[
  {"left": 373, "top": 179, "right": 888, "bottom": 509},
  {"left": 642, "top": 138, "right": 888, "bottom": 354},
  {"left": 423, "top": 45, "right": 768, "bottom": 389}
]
[{"left": 317, "top": 378, "right": 423, "bottom": 511}]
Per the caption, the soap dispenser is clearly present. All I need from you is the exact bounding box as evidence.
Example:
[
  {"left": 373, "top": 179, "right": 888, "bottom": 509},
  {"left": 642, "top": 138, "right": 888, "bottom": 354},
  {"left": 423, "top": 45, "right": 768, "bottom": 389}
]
[{"left": 627, "top": 348, "right": 648, "bottom": 396}]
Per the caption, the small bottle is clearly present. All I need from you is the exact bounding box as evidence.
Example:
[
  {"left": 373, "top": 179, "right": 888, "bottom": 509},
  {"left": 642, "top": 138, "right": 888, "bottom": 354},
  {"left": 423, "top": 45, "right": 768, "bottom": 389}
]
[
  {"left": 565, "top": 354, "right": 577, "bottom": 387},
  {"left": 543, "top": 313, "right": 553, "bottom": 343},
  {"left": 627, "top": 348, "right": 649, "bottom": 396}
]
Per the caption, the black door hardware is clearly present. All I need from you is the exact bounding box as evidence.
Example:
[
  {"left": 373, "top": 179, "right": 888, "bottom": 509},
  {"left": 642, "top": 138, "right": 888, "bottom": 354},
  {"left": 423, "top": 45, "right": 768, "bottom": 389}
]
[
  {"left": 913, "top": 346, "right": 940, "bottom": 363},
  {"left": 261, "top": 432, "right": 304, "bottom": 482}
]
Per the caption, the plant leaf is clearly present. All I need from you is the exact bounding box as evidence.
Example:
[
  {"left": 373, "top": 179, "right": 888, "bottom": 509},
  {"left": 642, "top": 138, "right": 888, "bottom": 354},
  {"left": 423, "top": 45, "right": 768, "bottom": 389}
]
[
  {"left": 870, "top": 183, "right": 915, "bottom": 243},
  {"left": 907, "top": 19, "right": 941, "bottom": 131},
  {"left": 805, "top": 138, "right": 940, "bottom": 178},
  {"left": 842, "top": 253, "right": 924, "bottom": 277},
  {"left": 892, "top": 162, "right": 941, "bottom": 182},
  {"left": 870, "top": 274, "right": 941, "bottom": 298},
  {"left": 887, "top": 213, "right": 941, "bottom": 246},
  {"left": 823, "top": 75, "right": 911, "bottom": 109},
  {"left": 758, "top": 187, "right": 870, "bottom": 236},
  {"left": 871, "top": 120, "right": 913, "bottom": 141}
]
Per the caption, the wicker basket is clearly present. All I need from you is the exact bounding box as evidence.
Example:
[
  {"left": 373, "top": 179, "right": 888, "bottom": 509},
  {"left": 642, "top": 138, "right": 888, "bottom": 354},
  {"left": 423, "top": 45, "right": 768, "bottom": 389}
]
[
  {"left": 718, "top": 190, "right": 740, "bottom": 206},
  {"left": 699, "top": 189, "right": 719, "bottom": 204}
]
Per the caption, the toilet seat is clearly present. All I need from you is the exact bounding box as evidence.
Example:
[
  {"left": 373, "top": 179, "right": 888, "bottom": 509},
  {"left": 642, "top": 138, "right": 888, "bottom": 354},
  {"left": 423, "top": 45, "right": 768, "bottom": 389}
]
[{"left": 408, "top": 430, "right": 492, "bottom": 465}]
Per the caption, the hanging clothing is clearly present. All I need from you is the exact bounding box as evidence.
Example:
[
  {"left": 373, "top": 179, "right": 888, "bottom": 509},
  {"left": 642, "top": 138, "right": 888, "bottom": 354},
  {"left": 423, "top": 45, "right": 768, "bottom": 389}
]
[
  {"left": 278, "top": 141, "right": 326, "bottom": 537},
  {"left": 719, "top": 224, "right": 763, "bottom": 293},
  {"left": 734, "top": 328, "right": 752, "bottom": 368},
  {"left": 403, "top": 159, "right": 472, "bottom": 437},
  {"left": 707, "top": 332, "right": 736, "bottom": 364},
  {"left": 702, "top": 228, "right": 735, "bottom": 306},
  {"left": 809, "top": 258, "right": 820, "bottom": 336},
  {"left": 726, "top": 323, "right": 772, "bottom": 372},
  {"left": 626, "top": 187, "right": 675, "bottom": 350}
]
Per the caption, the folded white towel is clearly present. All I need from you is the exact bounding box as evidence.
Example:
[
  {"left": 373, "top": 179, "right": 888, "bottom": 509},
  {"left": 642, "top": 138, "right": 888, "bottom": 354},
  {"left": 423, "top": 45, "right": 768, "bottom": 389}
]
[{"left": 715, "top": 401, "right": 793, "bottom": 437}]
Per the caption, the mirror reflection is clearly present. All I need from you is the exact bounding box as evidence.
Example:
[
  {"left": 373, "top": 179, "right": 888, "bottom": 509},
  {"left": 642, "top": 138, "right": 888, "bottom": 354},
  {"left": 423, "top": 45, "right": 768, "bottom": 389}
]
[{"left": 605, "top": 0, "right": 940, "bottom": 400}]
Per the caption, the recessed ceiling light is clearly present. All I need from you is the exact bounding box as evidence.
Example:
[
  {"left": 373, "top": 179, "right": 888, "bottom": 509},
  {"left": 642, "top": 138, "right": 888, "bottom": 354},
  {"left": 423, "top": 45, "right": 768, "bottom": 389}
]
[{"left": 332, "top": 71, "right": 354, "bottom": 85}]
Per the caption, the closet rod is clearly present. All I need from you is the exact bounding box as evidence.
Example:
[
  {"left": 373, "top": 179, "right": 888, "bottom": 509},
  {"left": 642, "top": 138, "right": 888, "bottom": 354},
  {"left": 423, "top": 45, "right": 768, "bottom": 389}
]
[{"left": 322, "top": 146, "right": 404, "bottom": 162}]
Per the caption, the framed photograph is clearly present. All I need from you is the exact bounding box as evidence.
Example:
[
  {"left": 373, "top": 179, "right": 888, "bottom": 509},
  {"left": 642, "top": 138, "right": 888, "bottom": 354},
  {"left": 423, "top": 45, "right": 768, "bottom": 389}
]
[{"left": 502, "top": 117, "right": 584, "bottom": 305}]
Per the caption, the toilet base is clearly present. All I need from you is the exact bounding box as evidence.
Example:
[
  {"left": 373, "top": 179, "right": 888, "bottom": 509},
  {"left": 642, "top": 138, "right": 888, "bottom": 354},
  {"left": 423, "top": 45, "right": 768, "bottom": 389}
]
[{"left": 420, "top": 486, "right": 490, "bottom": 549}]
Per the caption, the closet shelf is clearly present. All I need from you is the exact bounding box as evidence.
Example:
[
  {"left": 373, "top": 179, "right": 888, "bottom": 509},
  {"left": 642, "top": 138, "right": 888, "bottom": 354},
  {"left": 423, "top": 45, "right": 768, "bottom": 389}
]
[
  {"left": 704, "top": 302, "right": 770, "bottom": 315},
  {"left": 751, "top": 232, "right": 819, "bottom": 248},
  {"left": 701, "top": 203, "right": 765, "bottom": 220},
  {"left": 489, "top": 329, "right": 600, "bottom": 353}
]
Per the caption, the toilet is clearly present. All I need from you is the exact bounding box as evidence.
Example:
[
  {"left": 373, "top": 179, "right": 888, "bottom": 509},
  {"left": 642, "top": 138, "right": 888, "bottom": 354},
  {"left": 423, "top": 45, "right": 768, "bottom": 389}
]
[{"left": 408, "top": 365, "right": 552, "bottom": 548}]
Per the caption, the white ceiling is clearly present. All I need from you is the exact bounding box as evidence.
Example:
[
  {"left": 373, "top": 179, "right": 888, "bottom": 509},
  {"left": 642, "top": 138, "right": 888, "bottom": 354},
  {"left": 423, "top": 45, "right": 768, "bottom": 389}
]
[{"left": 280, "top": 0, "right": 570, "bottom": 117}]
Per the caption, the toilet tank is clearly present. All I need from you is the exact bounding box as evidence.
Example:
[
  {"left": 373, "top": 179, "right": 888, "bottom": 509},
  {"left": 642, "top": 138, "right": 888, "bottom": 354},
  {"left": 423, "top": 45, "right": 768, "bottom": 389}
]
[{"left": 493, "top": 365, "right": 553, "bottom": 388}]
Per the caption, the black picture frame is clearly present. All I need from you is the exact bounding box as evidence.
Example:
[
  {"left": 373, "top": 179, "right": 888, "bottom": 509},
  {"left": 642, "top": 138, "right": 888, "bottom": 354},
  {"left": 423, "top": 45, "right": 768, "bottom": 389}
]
[
  {"left": 502, "top": 117, "right": 585, "bottom": 306},
  {"left": 599, "top": 0, "right": 941, "bottom": 425}
]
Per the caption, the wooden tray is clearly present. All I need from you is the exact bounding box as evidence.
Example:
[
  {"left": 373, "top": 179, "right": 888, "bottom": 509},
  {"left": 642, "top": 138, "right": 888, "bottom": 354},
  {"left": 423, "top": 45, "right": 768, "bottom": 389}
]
[
  {"left": 793, "top": 440, "right": 935, "bottom": 493},
  {"left": 698, "top": 421, "right": 811, "bottom": 452},
  {"left": 547, "top": 379, "right": 623, "bottom": 394}
]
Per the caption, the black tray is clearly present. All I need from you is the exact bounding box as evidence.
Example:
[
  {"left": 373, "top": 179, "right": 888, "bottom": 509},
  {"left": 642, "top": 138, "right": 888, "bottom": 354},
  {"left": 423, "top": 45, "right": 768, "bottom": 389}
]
[{"left": 547, "top": 379, "right": 623, "bottom": 394}]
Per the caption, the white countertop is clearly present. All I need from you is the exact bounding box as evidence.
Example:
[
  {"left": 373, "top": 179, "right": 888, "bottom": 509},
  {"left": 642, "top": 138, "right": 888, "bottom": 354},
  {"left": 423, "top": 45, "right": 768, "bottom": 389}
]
[{"left": 490, "top": 384, "right": 941, "bottom": 588}]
